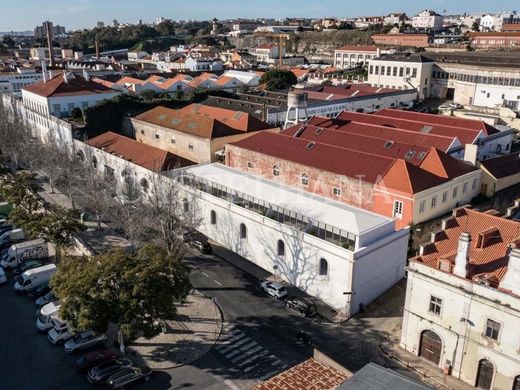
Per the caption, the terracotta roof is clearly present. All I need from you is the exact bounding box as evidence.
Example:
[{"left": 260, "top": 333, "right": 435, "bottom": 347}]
[
  {"left": 22, "top": 73, "right": 120, "bottom": 98},
  {"left": 134, "top": 105, "right": 270, "bottom": 139},
  {"left": 308, "top": 116, "right": 456, "bottom": 152},
  {"left": 412, "top": 208, "right": 520, "bottom": 287},
  {"left": 470, "top": 32, "right": 520, "bottom": 37},
  {"left": 86, "top": 131, "right": 193, "bottom": 171},
  {"left": 117, "top": 76, "right": 146, "bottom": 86},
  {"left": 418, "top": 148, "right": 477, "bottom": 179},
  {"left": 375, "top": 108, "right": 498, "bottom": 137},
  {"left": 380, "top": 158, "right": 447, "bottom": 193},
  {"left": 252, "top": 358, "right": 349, "bottom": 390},
  {"left": 335, "top": 45, "right": 378, "bottom": 52},
  {"left": 481, "top": 153, "right": 520, "bottom": 179}
]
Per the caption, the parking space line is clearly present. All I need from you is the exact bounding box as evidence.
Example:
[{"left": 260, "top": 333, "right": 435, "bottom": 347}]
[
  {"left": 201, "top": 272, "right": 209, "bottom": 277},
  {"left": 214, "top": 279, "right": 222, "bottom": 286}
]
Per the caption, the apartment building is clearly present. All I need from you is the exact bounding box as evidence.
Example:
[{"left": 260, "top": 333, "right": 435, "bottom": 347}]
[
  {"left": 0, "top": 67, "right": 42, "bottom": 96},
  {"left": 401, "top": 207, "right": 520, "bottom": 389},
  {"left": 253, "top": 44, "right": 285, "bottom": 63},
  {"left": 226, "top": 117, "right": 481, "bottom": 230},
  {"left": 367, "top": 53, "right": 434, "bottom": 99},
  {"left": 184, "top": 56, "right": 224, "bottom": 72},
  {"left": 334, "top": 46, "right": 379, "bottom": 70},
  {"left": 372, "top": 33, "right": 430, "bottom": 48},
  {"left": 131, "top": 104, "right": 272, "bottom": 164},
  {"left": 411, "top": 10, "right": 444, "bottom": 30}
]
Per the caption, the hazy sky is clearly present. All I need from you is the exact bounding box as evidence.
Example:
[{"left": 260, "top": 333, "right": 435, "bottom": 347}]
[{"left": 0, "top": 0, "right": 518, "bottom": 31}]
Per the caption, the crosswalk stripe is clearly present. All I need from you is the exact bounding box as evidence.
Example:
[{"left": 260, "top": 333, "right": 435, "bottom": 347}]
[
  {"left": 242, "top": 350, "right": 270, "bottom": 373},
  {"left": 225, "top": 348, "right": 244, "bottom": 359},
  {"left": 219, "top": 337, "right": 251, "bottom": 354},
  {"left": 269, "top": 356, "right": 282, "bottom": 366},
  {"left": 238, "top": 347, "right": 264, "bottom": 367},
  {"left": 230, "top": 342, "right": 258, "bottom": 363},
  {"left": 215, "top": 334, "right": 246, "bottom": 350}
]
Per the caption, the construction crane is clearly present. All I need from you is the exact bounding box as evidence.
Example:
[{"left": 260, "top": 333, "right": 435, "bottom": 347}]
[{"left": 253, "top": 32, "right": 291, "bottom": 68}]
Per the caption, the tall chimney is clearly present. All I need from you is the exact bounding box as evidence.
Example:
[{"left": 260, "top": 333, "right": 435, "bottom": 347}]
[
  {"left": 44, "top": 21, "right": 55, "bottom": 67},
  {"left": 500, "top": 248, "right": 520, "bottom": 296},
  {"left": 42, "top": 61, "right": 48, "bottom": 83},
  {"left": 454, "top": 232, "right": 471, "bottom": 278},
  {"left": 95, "top": 38, "right": 100, "bottom": 59},
  {"left": 63, "top": 71, "right": 69, "bottom": 84}
]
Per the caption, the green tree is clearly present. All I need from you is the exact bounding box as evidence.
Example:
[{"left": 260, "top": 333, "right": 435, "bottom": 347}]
[
  {"left": 259, "top": 69, "right": 298, "bottom": 91},
  {"left": 155, "top": 20, "right": 176, "bottom": 36},
  {"left": 1, "top": 35, "right": 15, "bottom": 48},
  {"left": 50, "top": 245, "right": 191, "bottom": 353},
  {"left": 29, "top": 206, "right": 86, "bottom": 248},
  {"left": 472, "top": 21, "right": 480, "bottom": 32}
]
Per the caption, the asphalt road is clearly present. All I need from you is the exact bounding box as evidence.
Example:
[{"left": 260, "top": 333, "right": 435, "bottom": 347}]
[{"left": 0, "top": 248, "right": 415, "bottom": 390}]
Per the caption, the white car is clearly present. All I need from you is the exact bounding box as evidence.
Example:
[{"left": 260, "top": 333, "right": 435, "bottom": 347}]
[
  {"left": 64, "top": 330, "right": 107, "bottom": 353},
  {"left": 47, "top": 318, "right": 73, "bottom": 344},
  {"left": 36, "top": 300, "right": 61, "bottom": 332},
  {"left": 0, "top": 266, "right": 6, "bottom": 284},
  {"left": 449, "top": 102, "right": 463, "bottom": 109},
  {"left": 260, "top": 281, "right": 288, "bottom": 299}
]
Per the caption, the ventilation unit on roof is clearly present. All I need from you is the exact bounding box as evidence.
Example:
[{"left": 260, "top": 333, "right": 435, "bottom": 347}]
[
  {"left": 315, "top": 128, "right": 324, "bottom": 135},
  {"left": 420, "top": 125, "right": 433, "bottom": 134},
  {"left": 472, "top": 274, "right": 491, "bottom": 287},
  {"left": 306, "top": 142, "right": 316, "bottom": 150},
  {"left": 384, "top": 140, "right": 394, "bottom": 148},
  {"left": 418, "top": 151, "right": 427, "bottom": 160},
  {"left": 405, "top": 150, "right": 416, "bottom": 159}
]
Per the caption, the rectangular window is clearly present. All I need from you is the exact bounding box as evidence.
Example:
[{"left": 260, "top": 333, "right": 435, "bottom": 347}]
[
  {"left": 333, "top": 187, "right": 341, "bottom": 196},
  {"left": 399, "top": 67, "right": 404, "bottom": 77},
  {"left": 247, "top": 161, "right": 254, "bottom": 169},
  {"left": 485, "top": 319, "right": 500, "bottom": 340},
  {"left": 393, "top": 66, "right": 397, "bottom": 76},
  {"left": 411, "top": 68, "right": 417, "bottom": 78},
  {"left": 431, "top": 196, "right": 437, "bottom": 209},
  {"left": 375, "top": 66, "right": 379, "bottom": 75},
  {"left": 369, "top": 65, "right": 373, "bottom": 74},
  {"left": 386, "top": 66, "right": 391, "bottom": 76},
  {"left": 393, "top": 200, "right": 403, "bottom": 219},
  {"left": 381, "top": 66, "right": 385, "bottom": 75},
  {"left": 140, "top": 130, "right": 145, "bottom": 135},
  {"left": 419, "top": 200, "right": 426, "bottom": 214},
  {"left": 155, "top": 133, "right": 160, "bottom": 139},
  {"left": 463, "top": 182, "right": 468, "bottom": 194},
  {"left": 442, "top": 192, "right": 448, "bottom": 203},
  {"left": 171, "top": 137, "right": 176, "bottom": 144},
  {"left": 53, "top": 104, "right": 60, "bottom": 113},
  {"left": 188, "top": 144, "right": 194, "bottom": 151},
  {"left": 472, "top": 178, "right": 477, "bottom": 190},
  {"left": 453, "top": 187, "right": 458, "bottom": 198},
  {"left": 429, "top": 296, "right": 442, "bottom": 315}
]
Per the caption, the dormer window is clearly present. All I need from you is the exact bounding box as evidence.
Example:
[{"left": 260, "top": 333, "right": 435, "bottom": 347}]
[
  {"left": 438, "top": 259, "right": 452, "bottom": 272},
  {"left": 476, "top": 227, "right": 500, "bottom": 249}
]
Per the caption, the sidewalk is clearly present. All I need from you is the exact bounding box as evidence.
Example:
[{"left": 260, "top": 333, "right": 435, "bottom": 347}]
[
  {"left": 211, "top": 242, "right": 348, "bottom": 323},
  {"left": 380, "top": 331, "right": 474, "bottom": 390},
  {"left": 128, "top": 291, "right": 223, "bottom": 369}
]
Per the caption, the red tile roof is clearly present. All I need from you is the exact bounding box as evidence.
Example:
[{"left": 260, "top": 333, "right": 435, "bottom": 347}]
[
  {"left": 413, "top": 208, "right": 520, "bottom": 287},
  {"left": 86, "top": 131, "right": 193, "bottom": 171},
  {"left": 335, "top": 45, "right": 378, "bottom": 52},
  {"left": 379, "top": 158, "right": 447, "bottom": 193},
  {"left": 419, "top": 148, "right": 476, "bottom": 179},
  {"left": 375, "top": 108, "right": 499, "bottom": 137},
  {"left": 252, "top": 358, "right": 349, "bottom": 390},
  {"left": 481, "top": 153, "right": 520, "bottom": 179},
  {"left": 22, "top": 72, "right": 120, "bottom": 98}
]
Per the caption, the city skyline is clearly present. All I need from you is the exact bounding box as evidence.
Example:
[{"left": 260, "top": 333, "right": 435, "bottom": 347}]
[{"left": 0, "top": 0, "right": 518, "bottom": 31}]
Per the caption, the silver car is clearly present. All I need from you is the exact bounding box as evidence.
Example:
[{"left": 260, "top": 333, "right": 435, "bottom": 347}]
[
  {"left": 87, "top": 358, "right": 133, "bottom": 384},
  {"left": 260, "top": 281, "right": 288, "bottom": 299},
  {"left": 106, "top": 366, "right": 152, "bottom": 389},
  {"left": 64, "top": 330, "right": 107, "bottom": 353}
]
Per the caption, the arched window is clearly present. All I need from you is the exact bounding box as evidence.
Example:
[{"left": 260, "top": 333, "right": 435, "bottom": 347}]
[
  {"left": 76, "top": 150, "right": 84, "bottom": 162},
  {"left": 512, "top": 376, "right": 520, "bottom": 390},
  {"left": 210, "top": 210, "right": 217, "bottom": 225},
  {"left": 91, "top": 156, "right": 97, "bottom": 168},
  {"left": 272, "top": 165, "right": 280, "bottom": 177},
  {"left": 319, "top": 258, "right": 328, "bottom": 276},
  {"left": 301, "top": 173, "right": 309, "bottom": 186},
  {"left": 277, "top": 240, "right": 285, "bottom": 257},
  {"left": 183, "top": 198, "right": 189, "bottom": 212},
  {"left": 240, "top": 223, "right": 247, "bottom": 239},
  {"left": 140, "top": 178, "right": 149, "bottom": 193}
]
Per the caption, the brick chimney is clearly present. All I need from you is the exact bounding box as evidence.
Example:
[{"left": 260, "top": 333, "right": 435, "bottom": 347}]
[
  {"left": 500, "top": 248, "right": 520, "bottom": 296},
  {"left": 454, "top": 232, "right": 471, "bottom": 278},
  {"left": 95, "top": 38, "right": 100, "bottom": 59}
]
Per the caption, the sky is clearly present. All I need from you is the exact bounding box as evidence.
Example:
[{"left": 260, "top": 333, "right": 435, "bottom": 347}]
[{"left": 0, "top": 0, "right": 518, "bottom": 31}]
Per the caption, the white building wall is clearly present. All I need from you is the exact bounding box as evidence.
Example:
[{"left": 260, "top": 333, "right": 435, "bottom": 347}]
[{"left": 402, "top": 262, "right": 520, "bottom": 389}]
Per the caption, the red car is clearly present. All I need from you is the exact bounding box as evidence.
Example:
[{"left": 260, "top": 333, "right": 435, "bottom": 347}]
[{"left": 74, "top": 349, "right": 118, "bottom": 373}]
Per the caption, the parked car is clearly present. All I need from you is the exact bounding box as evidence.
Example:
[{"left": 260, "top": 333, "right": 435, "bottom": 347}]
[
  {"left": 26, "top": 284, "right": 50, "bottom": 298},
  {"left": 36, "top": 300, "right": 61, "bottom": 331},
  {"left": 0, "top": 266, "right": 6, "bottom": 284},
  {"left": 191, "top": 240, "right": 212, "bottom": 254},
  {"left": 449, "top": 102, "right": 463, "bottom": 109},
  {"left": 259, "top": 281, "right": 288, "bottom": 299},
  {"left": 35, "top": 291, "right": 57, "bottom": 306},
  {"left": 106, "top": 366, "right": 152, "bottom": 389},
  {"left": 74, "top": 349, "right": 118, "bottom": 373},
  {"left": 64, "top": 330, "right": 107, "bottom": 353},
  {"left": 285, "top": 297, "right": 317, "bottom": 317},
  {"left": 47, "top": 317, "right": 73, "bottom": 344},
  {"left": 13, "top": 259, "right": 47, "bottom": 276},
  {"left": 87, "top": 358, "right": 133, "bottom": 383},
  {"left": 438, "top": 103, "right": 451, "bottom": 110}
]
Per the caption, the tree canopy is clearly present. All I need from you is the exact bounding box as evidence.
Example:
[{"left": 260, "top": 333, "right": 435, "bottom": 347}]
[
  {"left": 259, "top": 69, "right": 298, "bottom": 91},
  {"left": 50, "top": 245, "right": 192, "bottom": 342}
]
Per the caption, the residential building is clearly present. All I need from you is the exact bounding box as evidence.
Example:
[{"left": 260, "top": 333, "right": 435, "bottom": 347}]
[
  {"left": 469, "top": 32, "right": 520, "bottom": 48},
  {"left": 131, "top": 104, "right": 272, "bottom": 163},
  {"left": 384, "top": 13, "right": 408, "bottom": 26},
  {"left": 184, "top": 56, "right": 223, "bottom": 72},
  {"left": 411, "top": 10, "right": 444, "bottom": 30},
  {"left": 180, "top": 162, "right": 410, "bottom": 316},
  {"left": 367, "top": 53, "right": 435, "bottom": 99},
  {"left": 401, "top": 207, "right": 520, "bottom": 389},
  {"left": 34, "top": 22, "right": 66, "bottom": 38},
  {"left": 188, "top": 45, "right": 220, "bottom": 59},
  {"left": 21, "top": 71, "right": 121, "bottom": 119},
  {"left": 371, "top": 33, "right": 430, "bottom": 48},
  {"left": 127, "top": 51, "right": 149, "bottom": 62},
  {"left": 334, "top": 46, "right": 380, "bottom": 70},
  {"left": 479, "top": 12, "right": 516, "bottom": 31},
  {"left": 0, "top": 67, "right": 42, "bottom": 96},
  {"left": 224, "top": 50, "right": 257, "bottom": 69},
  {"left": 479, "top": 153, "right": 520, "bottom": 197},
  {"left": 253, "top": 44, "right": 285, "bottom": 63},
  {"left": 352, "top": 16, "right": 384, "bottom": 29},
  {"left": 226, "top": 121, "right": 481, "bottom": 229}
]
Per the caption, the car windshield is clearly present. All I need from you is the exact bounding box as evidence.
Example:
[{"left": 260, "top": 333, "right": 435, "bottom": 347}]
[
  {"left": 72, "top": 333, "right": 85, "bottom": 343},
  {"left": 278, "top": 287, "right": 286, "bottom": 292},
  {"left": 44, "top": 292, "right": 53, "bottom": 299}
]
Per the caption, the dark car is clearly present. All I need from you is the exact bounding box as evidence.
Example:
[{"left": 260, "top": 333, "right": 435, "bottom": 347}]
[
  {"left": 25, "top": 284, "right": 50, "bottom": 298},
  {"left": 191, "top": 240, "right": 212, "bottom": 254},
  {"left": 87, "top": 358, "right": 133, "bottom": 383},
  {"left": 13, "top": 259, "right": 47, "bottom": 275},
  {"left": 75, "top": 349, "right": 118, "bottom": 373},
  {"left": 285, "top": 297, "right": 317, "bottom": 317},
  {"left": 106, "top": 366, "right": 152, "bottom": 389}
]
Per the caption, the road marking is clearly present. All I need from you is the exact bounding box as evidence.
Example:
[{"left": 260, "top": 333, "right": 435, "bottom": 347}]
[
  {"left": 237, "top": 347, "right": 264, "bottom": 367},
  {"left": 243, "top": 350, "right": 269, "bottom": 373},
  {"left": 223, "top": 379, "right": 242, "bottom": 390},
  {"left": 215, "top": 334, "right": 246, "bottom": 349},
  {"left": 219, "top": 337, "right": 251, "bottom": 354},
  {"left": 269, "top": 356, "right": 282, "bottom": 366},
  {"left": 230, "top": 342, "right": 258, "bottom": 363},
  {"left": 201, "top": 272, "right": 209, "bottom": 277},
  {"left": 214, "top": 279, "right": 222, "bottom": 286}
]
